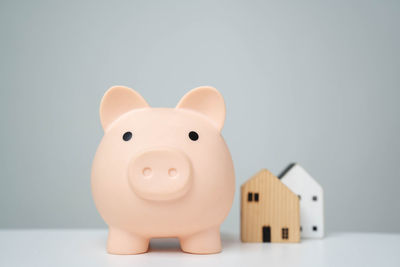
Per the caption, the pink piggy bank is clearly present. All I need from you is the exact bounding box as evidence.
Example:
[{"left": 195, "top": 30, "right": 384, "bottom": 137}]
[{"left": 91, "top": 86, "right": 235, "bottom": 254}]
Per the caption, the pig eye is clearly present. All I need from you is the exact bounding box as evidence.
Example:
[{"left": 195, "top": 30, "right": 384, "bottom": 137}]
[
  {"left": 188, "top": 131, "right": 199, "bottom": 141},
  {"left": 123, "top": 131, "right": 132, "bottom": 141}
]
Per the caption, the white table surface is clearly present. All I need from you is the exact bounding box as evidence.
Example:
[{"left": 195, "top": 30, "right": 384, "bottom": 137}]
[{"left": 0, "top": 229, "right": 399, "bottom": 267}]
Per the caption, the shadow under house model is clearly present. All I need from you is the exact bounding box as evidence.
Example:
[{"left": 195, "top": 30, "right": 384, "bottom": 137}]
[
  {"left": 241, "top": 169, "right": 300, "bottom": 243},
  {"left": 279, "top": 163, "right": 324, "bottom": 238}
]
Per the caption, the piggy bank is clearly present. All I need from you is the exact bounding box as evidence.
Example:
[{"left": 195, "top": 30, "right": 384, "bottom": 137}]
[{"left": 91, "top": 86, "right": 235, "bottom": 254}]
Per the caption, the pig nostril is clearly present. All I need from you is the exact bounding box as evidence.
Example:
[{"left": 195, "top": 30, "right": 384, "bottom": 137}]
[
  {"left": 168, "top": 168, "right": 177, "bottom": 178},
  {"left": 142, "top": 167, "right": 152, "bottom": 177}
]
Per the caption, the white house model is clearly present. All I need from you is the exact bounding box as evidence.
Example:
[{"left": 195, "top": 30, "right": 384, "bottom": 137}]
[{"left": 279, "top": 163, "right": 324, "bottom": 238}]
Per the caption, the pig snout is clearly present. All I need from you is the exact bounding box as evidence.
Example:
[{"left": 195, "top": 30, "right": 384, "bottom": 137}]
[{"left": 128, "top": 148, "right": 192, "bottom": 201}]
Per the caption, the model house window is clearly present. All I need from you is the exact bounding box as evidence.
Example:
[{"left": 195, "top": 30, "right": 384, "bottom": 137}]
[
  {"left": 282, "top": 228, "right": 289, "bottom": 239},
  {"left": 248, "top": 192, "right": 259, "bottom": 202},
  {"left": 313, "top": 226, "right": 318, "bottom": 231},
  {"left": 312, "top": 195, "right": 318, "bottom": 201}
]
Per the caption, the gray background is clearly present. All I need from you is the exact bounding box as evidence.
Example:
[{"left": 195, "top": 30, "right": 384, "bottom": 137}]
[{"left": 0, "top": 0, "right": 399, "bottom": 233}]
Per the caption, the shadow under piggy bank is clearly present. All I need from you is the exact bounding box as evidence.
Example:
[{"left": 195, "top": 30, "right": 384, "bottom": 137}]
[{"left": 148, "top": 233, "right": 238, "bottom": 253}]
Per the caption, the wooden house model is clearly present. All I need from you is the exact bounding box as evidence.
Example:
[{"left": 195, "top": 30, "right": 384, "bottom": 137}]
[
  {"left": 279, "top": 163, "right": 324, "bottom": 238},
  {"left": 241, "top": 169, "right": 300, "bottom": 243}
]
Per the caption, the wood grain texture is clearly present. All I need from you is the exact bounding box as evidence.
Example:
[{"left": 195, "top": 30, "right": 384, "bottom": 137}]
[{"left": 241, "top": 169, "right": 300, "bottom": 243}]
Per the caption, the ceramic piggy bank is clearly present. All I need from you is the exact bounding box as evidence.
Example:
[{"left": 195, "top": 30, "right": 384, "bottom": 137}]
[{"left": 91, "top": 86, "right": 235, "bottom": 254}]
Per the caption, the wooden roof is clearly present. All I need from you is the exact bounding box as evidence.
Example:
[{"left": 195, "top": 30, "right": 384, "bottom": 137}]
[{"left": 241, "top": 169, "right": 297, "bottom": 199}]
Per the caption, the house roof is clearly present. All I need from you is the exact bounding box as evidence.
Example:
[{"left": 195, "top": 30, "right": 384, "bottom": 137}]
[
  {"left": 241, "top": 168, "right": 298, "bottom": 198},
  {"left": 278, "top": 162, "right": 296, "bottom": 179},
  {"left": 279, "top": 163, "right": 323, "bottom": 191}
]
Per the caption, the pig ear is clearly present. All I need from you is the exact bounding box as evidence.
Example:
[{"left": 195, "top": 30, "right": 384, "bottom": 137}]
[
  {"left": 100, "top": 86, "right": 149, "bottom": 130},
  {"left": 176, "top": 86, "right": 226, "bottom": 131}
]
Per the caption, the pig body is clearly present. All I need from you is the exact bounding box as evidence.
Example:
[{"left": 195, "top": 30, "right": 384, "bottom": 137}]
[{"left": 91, "top": 86, "right": 235, "bottom": 254}]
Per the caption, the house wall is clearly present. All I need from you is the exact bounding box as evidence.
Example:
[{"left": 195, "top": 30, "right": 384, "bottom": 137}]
[{"left": 300, "top": 193, "right": 324, "bottom": 238}]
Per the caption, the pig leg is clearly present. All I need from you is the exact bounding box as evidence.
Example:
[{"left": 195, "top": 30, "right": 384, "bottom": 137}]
[
  {"left": 107, "top": 227, "right": 149, "bottom": 254},
  {"left": 180, "top": 227, "right": 221, "bottom": 254}
]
